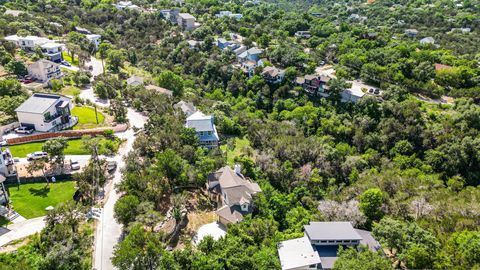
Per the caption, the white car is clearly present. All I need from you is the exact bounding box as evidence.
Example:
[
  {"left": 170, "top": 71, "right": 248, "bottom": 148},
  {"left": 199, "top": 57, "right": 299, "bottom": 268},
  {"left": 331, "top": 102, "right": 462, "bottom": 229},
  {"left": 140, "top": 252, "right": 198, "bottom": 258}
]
[
  {"left": 26, "top": 151, "right": 48, "bottom": 161},
  {"left": 15, "top": 126, "right": 34, "bottom": 134},
  {"left": 70, "top": 160, "right": 81, "bottom": 170}
]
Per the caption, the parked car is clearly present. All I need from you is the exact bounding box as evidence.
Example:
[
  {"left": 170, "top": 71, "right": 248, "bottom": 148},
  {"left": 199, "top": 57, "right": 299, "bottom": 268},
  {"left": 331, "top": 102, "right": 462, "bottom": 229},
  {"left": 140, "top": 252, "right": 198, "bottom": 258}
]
[
  {"left": 27, "top": 151, "right": 48, "bottom": 161},
  {"left": 0, "top": 139, "right": 7, "bottom": 147},
  {"left": 14, "top": 126, "right": 34, "bottom": 134},
  {"left": 61, "top": 60, "right": 71, "bottom": 67},
  {"left": 106, "top": 160, "right": 117, "bottom": 173},
  {"left": 70, "top": 160, "right": 80, "bottom": 170}
]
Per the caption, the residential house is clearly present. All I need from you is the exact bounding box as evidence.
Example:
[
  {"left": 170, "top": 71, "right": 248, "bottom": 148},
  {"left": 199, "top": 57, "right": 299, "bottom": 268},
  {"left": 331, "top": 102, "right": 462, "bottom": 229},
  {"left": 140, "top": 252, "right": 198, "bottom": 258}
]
[
  {"left": 75, "top": 26, "right": 92, "bottom": 35},
  {"left": 449, "top": 28, "right": 471, "bottom": 33},
  {"left": 4, "top": 35, "right": 49, "bottom": 51},
  {"left": 233, "top": 45, "right": 247, "bottom": 56},
  {"left": 207, "top": 165, "right": 262, "bottom": 225},
  {"left": 295, "top": 31, "right": 311, "bottom": 38},
  {"left": 145, "top": 84, "right": 173, "bottom": 97},
  {"left": 277, "top": 222, "right": 381, "bottom": 270},
  {"left": 27, "top": 59, "right": 62, "bottom": 85},
  {"left": 40, "top": 43, "right": 64, "bottom": 63},
  {"left": 420, "top": 36, "right": 435, "bottom": 44},
  {"left": 126, "top": 75, "right": 144, "bottom": 86},
  {"left": 185, "top": 111, "right": 219, "bottom": 148},
  {"left": 405, "top": 29, "right": 419, "bottom": 37},
  {"left": 177, "top": 13, "right": 198, "bottom": 30},
  {"left": 160, "top": 9, "right": 180, "bottom": 24},
  {"left": 115, "top": 1, "right": 140, "bottom": 10},
  {"left": 174, "top": 100, "right": 196, "bottom": 117},
  {"left": 237, "top": 47, "right": 263, "bottom": 63},
  {"left": 261, "top": 66, "right": 285, "bottom": 84},
  {"left": 216, "top": 11, "right": 243, "bottom": 20},
  {"left": 217, "top": 38, "right": 233, "bottom": 49},
  {"left": 15, "top": 93, "right": 74, "bottom": 132},
  {"left": 86, "top": 34, "right": 101, "bottom": 49},
  {"left": 299, "top": 74, "right": 331, "bottom": 96}
]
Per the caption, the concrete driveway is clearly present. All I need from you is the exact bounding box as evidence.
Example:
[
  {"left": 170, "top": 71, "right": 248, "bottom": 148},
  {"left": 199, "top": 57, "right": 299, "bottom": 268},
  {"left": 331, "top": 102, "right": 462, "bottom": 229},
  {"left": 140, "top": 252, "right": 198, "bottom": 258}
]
[
  {"left": 0, "top": 216, "right": 45, "bottom": 247},
  {"left": 93, "top": 108, "right": 146, "bottom": 270},
  {"left": 193, "top": 222, "right": 227, "bottom": 245}
]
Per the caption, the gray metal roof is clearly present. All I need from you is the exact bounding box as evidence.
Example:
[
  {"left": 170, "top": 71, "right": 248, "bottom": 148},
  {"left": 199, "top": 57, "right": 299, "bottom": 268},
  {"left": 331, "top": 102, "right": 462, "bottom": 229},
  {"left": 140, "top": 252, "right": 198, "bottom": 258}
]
[
  {"left": 15, "top": 93, "right": 64, "bottom": 114},
  {"left": 304, "top": 222, "right": 362, "bottom": 241}
]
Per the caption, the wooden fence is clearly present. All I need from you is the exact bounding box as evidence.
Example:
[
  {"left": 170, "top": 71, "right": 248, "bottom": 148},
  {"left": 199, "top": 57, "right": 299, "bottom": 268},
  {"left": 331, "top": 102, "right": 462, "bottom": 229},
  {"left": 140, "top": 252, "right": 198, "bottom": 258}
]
[{"left": 6, "top": 124, "right": 128, "bottom": 145}]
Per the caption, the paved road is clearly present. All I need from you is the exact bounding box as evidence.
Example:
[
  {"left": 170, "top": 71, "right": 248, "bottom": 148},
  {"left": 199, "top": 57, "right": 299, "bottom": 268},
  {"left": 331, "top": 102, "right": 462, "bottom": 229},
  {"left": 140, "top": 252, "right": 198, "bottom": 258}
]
[
  {"left": 80, "top": 56, "right": 110, "bottom": 108},
  {"left": 93, "top": 108, "right": 146, "bottom": 270},
  {"left": 0, "top": 216, "right": 45, "bottom": 247}
]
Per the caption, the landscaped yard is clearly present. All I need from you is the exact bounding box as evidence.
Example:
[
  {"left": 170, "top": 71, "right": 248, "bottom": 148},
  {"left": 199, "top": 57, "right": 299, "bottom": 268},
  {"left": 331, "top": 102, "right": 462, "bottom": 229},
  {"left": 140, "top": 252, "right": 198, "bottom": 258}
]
[
  {"left": 8, "top": 137, "right": 120, "bottom": 157},
  {"left": 61, "top": 52, "right": 79, "bottom": 66},
  {"left": 220, "top": 137, "right": 255, "bottom": 165},
  {"left": 61, "top": 86, "right": 81, "bottom": 97},
  {"left": 9, "top": 139, "right": 88, "bottom": 157},
  {"left": 6, "top": 181, "right": 76, "bottom": 219},
  {"left": 71, "top": 106, "right": 105, "bottom": 130}
]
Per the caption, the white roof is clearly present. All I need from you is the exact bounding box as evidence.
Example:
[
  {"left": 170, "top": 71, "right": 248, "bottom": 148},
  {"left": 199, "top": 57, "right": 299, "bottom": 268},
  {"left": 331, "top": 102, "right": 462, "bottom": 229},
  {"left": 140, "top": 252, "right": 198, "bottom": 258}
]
[
  {"left": 41, "top": 42, "right": 63, "bottom": 49},
  {"left": 86, "top": 34, "right": 101, "bottom": 39},
  {"left": 179, "top": 13, "right": 195, "bottom": 19},
  {"left": 420, "top": 36, "right": 435, "bottom": 44},
  {"left": 278, "top": 236, "right": 321, "bottom": 270},
  {"left": 346, "top": 80, "right": 370, "bottom": 98},
  {"left": 5, "top": 35, "right": 20, "bottom": 42}
]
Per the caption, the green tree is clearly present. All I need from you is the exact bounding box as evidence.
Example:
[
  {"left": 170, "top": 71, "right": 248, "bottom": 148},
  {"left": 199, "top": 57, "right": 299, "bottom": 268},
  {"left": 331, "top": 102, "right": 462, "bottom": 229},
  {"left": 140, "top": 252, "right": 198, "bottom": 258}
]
[
  {"left": 106, "top": 49, "right": 125, "bottom": 73},
  {"left": 359, "top": 188, "right": 385, "bottom": 225},
  {"left": 334, "top": 247, "right": 392, "bottom": 270},
  {"left": 114, "top": 195, "right": 140, "bottom": 226},
  {"left": 112, "top": 224, "right": 166, "bottom": 270},
  {"left": 5, "top": 60, "right": 27, "bottom": 76},
  {"left": 156, "top": 71, "right": 184, "bottom": 97},
  {"left": 42, "top": 137, "right": 69, "bottom": 170}
]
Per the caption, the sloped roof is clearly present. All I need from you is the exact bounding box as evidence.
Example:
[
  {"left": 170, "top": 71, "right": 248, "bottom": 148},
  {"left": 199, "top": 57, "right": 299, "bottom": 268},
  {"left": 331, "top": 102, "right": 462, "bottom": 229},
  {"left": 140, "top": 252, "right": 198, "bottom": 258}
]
[
  {"left": 216, "top": 205, "right": 245, "bottom": 223},
  {"left": 145, "top": 84, "right": 173, "bottom": 96},
  {"left": 208, "top": 166, "right": 261, "bottom": 205},
  {"left": 127, "top": 75, "right": 144, "bottom": 85},
  {"left": 262, "top": 66, "right": 285, "bottom": 77},
  {"left": 186, "top": 111, "right": 214, "bottom": 132},
  {"left": 304, "top": 222, "right": 362, "bottom": 241},
  {"left": 174, "top": 101, "right": 196, "bottom": 115}
]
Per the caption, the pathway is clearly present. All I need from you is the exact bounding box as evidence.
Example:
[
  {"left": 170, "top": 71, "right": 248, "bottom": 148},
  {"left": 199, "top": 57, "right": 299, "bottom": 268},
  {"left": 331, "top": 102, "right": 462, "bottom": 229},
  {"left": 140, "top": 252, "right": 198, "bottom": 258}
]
[{"left": 0, "top": 216, "right": 45, "bottom": 247}]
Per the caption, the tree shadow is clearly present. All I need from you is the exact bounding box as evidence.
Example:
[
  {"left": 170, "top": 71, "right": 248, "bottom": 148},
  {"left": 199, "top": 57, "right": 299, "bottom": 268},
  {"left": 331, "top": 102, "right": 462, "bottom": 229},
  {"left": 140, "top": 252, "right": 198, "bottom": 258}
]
[{"left": 28, "top": 186, "right": 50, "bottom": 198}]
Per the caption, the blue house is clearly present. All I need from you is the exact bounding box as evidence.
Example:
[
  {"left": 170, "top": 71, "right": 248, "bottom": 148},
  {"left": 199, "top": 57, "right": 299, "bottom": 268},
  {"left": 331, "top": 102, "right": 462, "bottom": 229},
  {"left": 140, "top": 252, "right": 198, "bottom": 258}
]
[
  {"left": 237, "top": 47, "right": 263, "bottom": 63},
  {"left": 217, "top": 38, "right": 232, "bottom": 49},
  {"left": 186, "top": 111, "right": 219, "bottom": 149}
]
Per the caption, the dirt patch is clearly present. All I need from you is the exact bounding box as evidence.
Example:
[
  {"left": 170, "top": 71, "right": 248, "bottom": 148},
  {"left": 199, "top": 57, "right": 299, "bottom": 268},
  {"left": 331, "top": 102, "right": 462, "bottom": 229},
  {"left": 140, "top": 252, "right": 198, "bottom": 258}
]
[{"left": 0, "top": 237, "right": 30, "bottom": 253}]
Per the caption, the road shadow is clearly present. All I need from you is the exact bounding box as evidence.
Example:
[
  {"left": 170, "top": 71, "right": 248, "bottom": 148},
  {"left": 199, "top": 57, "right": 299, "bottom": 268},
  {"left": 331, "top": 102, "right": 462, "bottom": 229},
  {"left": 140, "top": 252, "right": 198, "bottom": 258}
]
[{"left": 28, "top": 186, "right": 50, "bottom": 197}]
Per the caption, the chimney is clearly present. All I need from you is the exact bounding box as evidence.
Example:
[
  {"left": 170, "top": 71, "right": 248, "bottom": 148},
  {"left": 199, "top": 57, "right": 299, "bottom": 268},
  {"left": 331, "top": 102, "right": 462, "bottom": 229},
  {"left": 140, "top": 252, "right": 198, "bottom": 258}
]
[{"left": 234, "top": 164, "right": 241, "bottom": 175}]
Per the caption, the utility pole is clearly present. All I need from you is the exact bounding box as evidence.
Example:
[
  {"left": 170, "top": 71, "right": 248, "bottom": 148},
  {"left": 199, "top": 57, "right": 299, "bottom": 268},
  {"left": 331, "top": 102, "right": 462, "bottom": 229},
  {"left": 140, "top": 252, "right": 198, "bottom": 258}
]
[{"left": 94, "top": 104, "right": 99, "bottom": 124}]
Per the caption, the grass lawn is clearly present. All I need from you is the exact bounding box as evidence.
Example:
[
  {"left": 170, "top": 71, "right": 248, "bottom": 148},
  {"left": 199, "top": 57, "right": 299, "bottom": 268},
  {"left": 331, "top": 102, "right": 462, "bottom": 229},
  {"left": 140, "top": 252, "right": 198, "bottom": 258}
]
[
  {"left": 6, "top": 181, "right": 76, "bottom": 219},
  {"left": 9, "top": 137, "right": 121, "bottom": 158},
  {"left": 220, "top": 137, "right": 254, "bottom": 165},
  {"left": 61, "top": 86, "right": 81, "bottom": 97},
  {"left": 71, "top": 106, "right": 105, "bottom": 130},
  {"left": 62, "top": 52, "right": 79, "bottom": 66},
  {"left": 8, "top": 139, "right": 89, "bottom": 157}
]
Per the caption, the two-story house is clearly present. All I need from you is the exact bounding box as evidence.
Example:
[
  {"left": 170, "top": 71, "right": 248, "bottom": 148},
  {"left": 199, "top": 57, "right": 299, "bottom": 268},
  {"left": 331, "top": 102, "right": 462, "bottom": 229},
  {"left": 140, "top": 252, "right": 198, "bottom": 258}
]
[
  {"left": 278, "top": 222, "right": 382, "bottom": 270},
  {"left": 4, "top": 35, "right": 50, "bottom": 51},
  {"left": 299, "top": 74, "right": 331, "bottom": 96},
  {"left": 177, "top": 13, "right": 198, "bottom": 30},
  {"left": 27, "top": 59, "right": 62, "bottom": 85},
  {"left": 207, "top": 165, "right": 262, "bottom": 225},
  {"left": 216, "top": 11, "right": 243, "bottom": 20},
  {"left": 185, "top": 111, "right": 219, "bottom": 148},
  {"left": 237, "top": 47, "right": 263, "bottom": 63},
  {"left": 15, "top": 93, "right": 73, "bottom": 132},
  {"left": 262, "top": 66, "right": 286, "bottom": 84},
  {"left": 86, "top": 34, "right": 102, "bottom": 49},
  {"left": 40, "top": 43, "right": 64, "bottom": 63}
]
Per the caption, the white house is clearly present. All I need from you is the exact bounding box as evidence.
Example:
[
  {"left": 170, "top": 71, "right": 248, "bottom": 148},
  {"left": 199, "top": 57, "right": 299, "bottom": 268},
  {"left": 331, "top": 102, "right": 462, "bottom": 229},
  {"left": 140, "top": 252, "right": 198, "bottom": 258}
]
[
  {"left": 5, "top": 35, "right": 50, "bottom": 51},
  {"left": 177, "top": 13, "right": 198, "bottom": 30},
  {"left": 115, "top": 1, "right": 140, "bottom": 10},
  {"left": 295, "top": 31, "right": 311, "bottom": 38},
  {"left": 185, "top": 111, "right": 219, "bottom": 148},
  {"left": 15, "top": 93, "right": 73, "bottom": 132},
  {"left": 126, "top": 75, "right": 144, "bottom": 86},
  {"left": 278, "top": 222, "right": 381, "bottom": 270},
  {"left": 27, "top": 59, "right": 62, "bottom": 85},
  {"left": 420, "top": 36, "right": 435, "bottom": 44},
  {"left": 86, "top": 34, "right": 101, "bottom": 49},
  {"left": 0, "top": 148, "right": 16, "bottom": 178},
  {"left": 216, "top": 11, "right": 243, "bottom": 20},
  {"left": 40, "top": 42, "right": 64, "bottom": 63}
]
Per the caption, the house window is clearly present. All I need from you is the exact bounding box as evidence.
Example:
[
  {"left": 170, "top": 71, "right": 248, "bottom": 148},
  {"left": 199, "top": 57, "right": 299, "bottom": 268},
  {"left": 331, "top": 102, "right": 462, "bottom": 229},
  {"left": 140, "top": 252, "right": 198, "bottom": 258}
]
[
  {"left": 44, "top": 112, "right": 51, "bottom": 121},
  {"left": 309, "top": 264, "right": 316, "bottom": 268},
  {"left": 207, "top": 131, "right": 212, "bottom": 135},
  {"left": 199, "top": 131, "right": 204, "bottom": 136}
]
